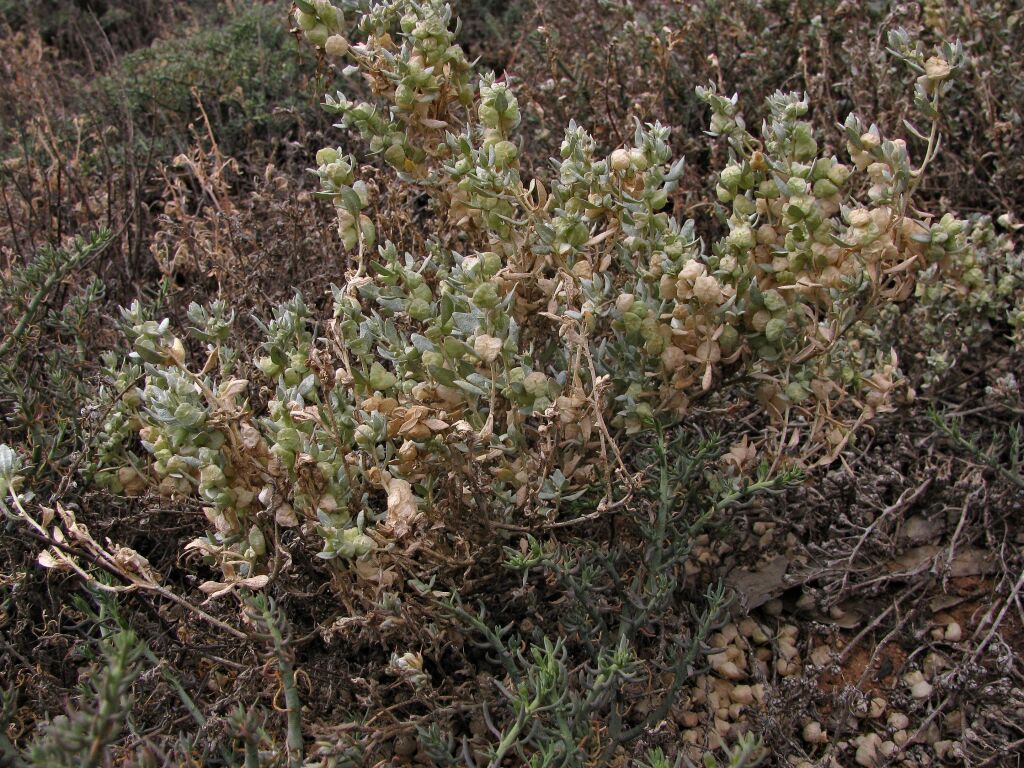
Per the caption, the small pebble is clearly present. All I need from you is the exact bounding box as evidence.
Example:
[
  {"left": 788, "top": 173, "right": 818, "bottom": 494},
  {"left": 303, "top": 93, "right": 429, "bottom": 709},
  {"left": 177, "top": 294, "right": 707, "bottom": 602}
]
[
  {"left": 802, "top": 720, "right": 827, "bottom": 744},
  {"left": 394, "top": 734, "right": 417, "bottom": 757},
  {"left": 855, "top": 743, "right": 876, "bottom": 766},
  {"left": 904, "top": 670, "right": 934, "bottom": 699},
  {"left": 731, "top": 684, "right": 754, "bottom": 705},
  {"left": 810, "top": 644, "right": 831, "bottom": 667},
  {"left": 779, "top": 641, "right": 799, "bottom": 661},
  {"left": 911, "top": 680, "right": 933, "bottom": 699},
  {"left": 888, "top": 711, "right": 909, "bottom": 730},
  {"left": 780, "top": 623, "right": 799, "bottom": 639},
  {"left": 721, "top": 623, "right": 739, "bottom": 643},
  {"left": 776, "top": 658, "right": 798, "bottom": 676},
  {"left": 944, "top": 709, "right": 963, "bottom": 733},
  {"left": 868, "top": 697, "right": 886, "bottom": 719}
]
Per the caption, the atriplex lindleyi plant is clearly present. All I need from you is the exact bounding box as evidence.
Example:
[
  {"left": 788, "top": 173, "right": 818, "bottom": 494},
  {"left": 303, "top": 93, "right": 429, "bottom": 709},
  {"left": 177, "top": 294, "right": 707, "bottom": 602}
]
[{"left": 86, "top": 1, "right": 981, "bottom": 589}]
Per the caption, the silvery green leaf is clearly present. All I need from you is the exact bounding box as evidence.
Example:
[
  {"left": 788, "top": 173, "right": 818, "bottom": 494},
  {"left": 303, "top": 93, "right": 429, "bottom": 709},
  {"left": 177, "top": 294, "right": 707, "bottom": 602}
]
[
  {"left": 428, "top": 366, "right": 457, "bottom": 387},
  {"left": 466, "top": 372, "right": 491, "bottom": 390},
  {"left": 299, "top": 374, "right": 317, "bottom": 397},
  {"left": 0, "top": 445, "right": 21, "bottom": 499},
  {"left": 338, "top": 186, "right": 363, "bottom": 214},
  {"left": 453, "top": 379, "right": 485, "bottom": 397},
  {"left": 375, "top": 297, "right": 406, "bottom": 313},
  {"left": 411, "top": 334, "right": 436, "bottom": 353},
  {"left": 0, "top": 444, "right": 18, "bottom": 479},
  {"left": 903, "top": 119, "right": 929, "bottom": 141},
  {"left": 451, "top": 312, "right": 480, "bottom": 335}
]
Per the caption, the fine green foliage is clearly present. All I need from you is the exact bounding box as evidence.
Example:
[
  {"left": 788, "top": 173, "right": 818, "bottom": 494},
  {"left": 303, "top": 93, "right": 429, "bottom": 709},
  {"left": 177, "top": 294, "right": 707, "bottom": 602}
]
[
  {"left": 97, "top": 2, "right": 319, "bottom": 159},
  {"left": 0, "top": 231, "right": 112, "bottom": 482},
  {"left": 24, "top": 627, "right": 146, "bottom": 768}
]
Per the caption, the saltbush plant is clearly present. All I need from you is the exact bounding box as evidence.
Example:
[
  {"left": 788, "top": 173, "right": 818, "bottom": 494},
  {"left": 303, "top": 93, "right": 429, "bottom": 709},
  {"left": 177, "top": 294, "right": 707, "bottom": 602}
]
[
  {"left": 79, "top": 0, "right": 1023, "bottom": 762},
  {"left": 93, "top": 1, "right": 974, "bottom": 564}
]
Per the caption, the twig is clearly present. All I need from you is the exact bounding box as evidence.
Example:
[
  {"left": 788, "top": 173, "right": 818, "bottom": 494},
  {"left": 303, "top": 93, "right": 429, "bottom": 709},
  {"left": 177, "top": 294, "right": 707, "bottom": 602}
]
[
  {"left": 6, "top": 493, "right": 248, "bottom": 640},
  {"left": 970, "top": 566, "right": 1024, "bottom": 667},
  {"left": 838, "top": 478, "right": 931, "bottom": 598}
]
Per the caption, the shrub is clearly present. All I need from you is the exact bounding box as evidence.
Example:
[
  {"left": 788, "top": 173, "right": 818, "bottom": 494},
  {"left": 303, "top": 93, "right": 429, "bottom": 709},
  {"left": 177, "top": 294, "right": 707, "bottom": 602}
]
[
  {"left": 71, "top": 0, "right": 1022, "bottom": 762},
  {"left": 0, "top": 232, "right": 112, "bottom": 481},
  {"left": 469, "top": 0, "right": 1024, "bottom": 218},
  {"left": 96, "top": 1, "right": 320, "bottom": 160},
  {"left": 94, "top": 2, "right": 972, "bottom": 544},
  {"left": 0, "top": 0, "right": 201, "bottom": 61}
]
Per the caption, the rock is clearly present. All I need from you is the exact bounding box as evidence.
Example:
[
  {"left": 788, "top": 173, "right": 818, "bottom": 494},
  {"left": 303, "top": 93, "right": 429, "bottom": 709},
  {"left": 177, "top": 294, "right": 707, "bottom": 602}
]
[
  {"left": 911, "top": 680, "right": 934, "bottom": 699},
  {"left": 802, "top": 720, "right": 827, "bottom": 744},
  {"left": 944, "top": 622, "right": 962, "bottom": 642},
  {"left": 868, "top": 697, "right": 887, "bottom": 719},
  {"left": 888, "top": 711, "right": 909, "bottom": 730},
  {"left": 934, "top": 740, "right": 954, "bottom": 760},
  {"left": 855, "top": 734, "right": 880, "bottom": 767},
  {"left": 731, "top": 684, "right": 754, "bottom": 705}
]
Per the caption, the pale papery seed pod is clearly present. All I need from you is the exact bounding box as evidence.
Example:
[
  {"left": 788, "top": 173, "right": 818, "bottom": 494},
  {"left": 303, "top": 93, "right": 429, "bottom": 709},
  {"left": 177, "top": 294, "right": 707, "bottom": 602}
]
[
  {"left": 860, "top": 132, "right": 881, "bottom": 150},
  {"left": 662, "top": 345, "right": 687, "bottom": 372},
  {"left": 849, "top": 148, "right": 870, "bottom": 170},
  {"left": 693, "top": 274, "right": 723, "bottom": 305},
  {"left": 325, "top": 34, "right": 349, "bottom": 57},
  {"left": 169, "top": 337, "right": 186, "bottom": 365},
  {"left": 571, "top": 260, "right": 593, "bottom": 279},
  {"left": 750, "top": 310, "right": 771, "bottom": 333},
  {"left": 473, "top": 334, "right": 502, "bottom": 365},
  {"left": 659, "top": 273, "right": 677, "bottom": 300},
  {"left": 756, "top": 224, "right": 777, "bottom": 245},
  {"left": 848, "top": 208, "right": 873, "bottom": 228},
  {"left": 523, "top": 372, "right": 549, "bottom": 398},
  {"left": 925, "top": 55, "right": 952, "bottom": 80},
  {"left": 675, "top": 278, "right": 693, "bottom": 302},
  {"left": 609, "top": 149, "right": 630, "bottom": 172},
  {"left": 871, "top": 206, "right": 892, "bottom": 229},
  {"left": 306, "top": 23, "right": 330, "bottom": 48},
  {"left": 680, "top": 260, "right": 705, "bottom": 283},
  {"left": 696, "top": 341, "right": 721, "bottom": 364}
]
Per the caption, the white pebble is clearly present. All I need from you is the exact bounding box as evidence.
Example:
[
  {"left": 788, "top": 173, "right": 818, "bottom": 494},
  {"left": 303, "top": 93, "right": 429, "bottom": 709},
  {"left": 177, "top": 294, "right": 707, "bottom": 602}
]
[
  {"left": 911, "top": 680, "right": 933, "bottom": 699},
  {"left": 888, "top": 711, "right": 909, "bottom": 730},
  {"left": 802, "top": 720, "right": 827, "bottom": 744},
  {"left": 944, "top": 622, "right": 962, "bottom": 642}
]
